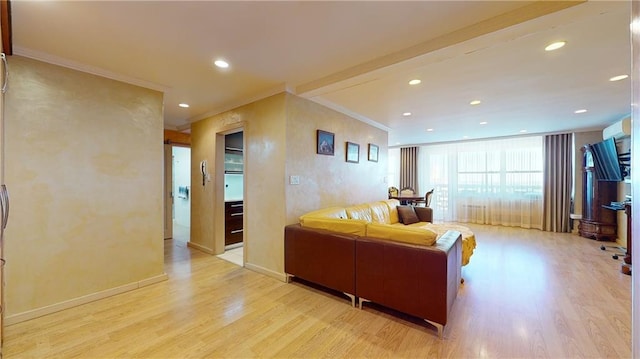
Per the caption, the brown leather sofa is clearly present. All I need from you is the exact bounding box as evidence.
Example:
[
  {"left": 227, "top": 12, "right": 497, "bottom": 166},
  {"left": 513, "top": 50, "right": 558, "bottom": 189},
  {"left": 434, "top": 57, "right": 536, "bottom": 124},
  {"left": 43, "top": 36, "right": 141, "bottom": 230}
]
[{"left": 284, "top": 223, "right": 462, "bottom": 337}]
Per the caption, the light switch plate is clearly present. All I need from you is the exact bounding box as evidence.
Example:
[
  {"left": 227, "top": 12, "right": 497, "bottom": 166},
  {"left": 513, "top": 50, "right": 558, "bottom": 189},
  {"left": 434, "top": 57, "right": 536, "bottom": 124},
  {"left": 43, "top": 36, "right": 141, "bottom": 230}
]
[{"left": 290, "top": 175, "right": 300, "bottom": 185}]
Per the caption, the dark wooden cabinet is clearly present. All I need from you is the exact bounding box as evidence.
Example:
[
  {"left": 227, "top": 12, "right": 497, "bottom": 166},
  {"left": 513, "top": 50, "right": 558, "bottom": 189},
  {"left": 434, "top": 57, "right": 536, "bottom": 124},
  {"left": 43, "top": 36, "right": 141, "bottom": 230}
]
[
  {"left": 225, "top": 201, "right": 243, "bottom": 246},
  {"left": 579, "top": 145, "right": 617, "bottom": 241}
]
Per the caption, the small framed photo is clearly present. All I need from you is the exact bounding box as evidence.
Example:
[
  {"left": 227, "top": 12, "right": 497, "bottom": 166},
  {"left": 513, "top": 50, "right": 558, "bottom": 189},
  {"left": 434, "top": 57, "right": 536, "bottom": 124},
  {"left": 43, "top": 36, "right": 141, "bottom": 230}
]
[
  {"left": 368, "top": 144, "right": 379, "bottom": 162},
  {"left": 346, "top": 142, "right": 360, "bottom": 163},
  {"left": 317, "top": 130, "right": 335, "bottom": 156}
]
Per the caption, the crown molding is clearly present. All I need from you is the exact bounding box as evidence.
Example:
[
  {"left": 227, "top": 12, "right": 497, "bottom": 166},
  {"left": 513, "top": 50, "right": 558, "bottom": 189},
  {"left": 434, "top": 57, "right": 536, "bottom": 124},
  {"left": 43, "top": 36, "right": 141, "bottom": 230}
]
[
  {"left": 309, "top": 96, "right": 390, "bottom": 133},
  {"left": 13, "top": 46, "right": 169, "bottom": 92},
  {"left": 186, "top": 83, "right": 293, "bottom": 125}
]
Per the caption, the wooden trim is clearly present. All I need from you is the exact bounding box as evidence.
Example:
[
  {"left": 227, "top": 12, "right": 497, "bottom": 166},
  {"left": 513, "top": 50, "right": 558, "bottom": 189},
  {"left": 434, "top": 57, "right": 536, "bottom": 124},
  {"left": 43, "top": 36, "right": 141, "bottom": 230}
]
[
  {"left": 244, "top": 262, "right": 288, "bottom": 282},
  {"left": 164, "top": 129, "right": 191, "bottom": 146},
  {"left": 186, "top": 241, "right": 215, "bottom": 255},
  {"left": 1, "top": 0, "right": 11, "bottom": 55},
  {"left": 5, "top": 273, "right": 168, "bottom": 325}
]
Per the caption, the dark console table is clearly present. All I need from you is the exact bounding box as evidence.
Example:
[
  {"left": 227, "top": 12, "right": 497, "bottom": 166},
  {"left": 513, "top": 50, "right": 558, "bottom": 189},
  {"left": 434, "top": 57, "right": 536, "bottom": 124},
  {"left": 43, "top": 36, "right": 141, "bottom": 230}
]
[
  {"left": 623, "top": 203, "right": 632, "bottom": 275},
  {"left": 602, "top": 203, "right": 632, "bottom": 275}
]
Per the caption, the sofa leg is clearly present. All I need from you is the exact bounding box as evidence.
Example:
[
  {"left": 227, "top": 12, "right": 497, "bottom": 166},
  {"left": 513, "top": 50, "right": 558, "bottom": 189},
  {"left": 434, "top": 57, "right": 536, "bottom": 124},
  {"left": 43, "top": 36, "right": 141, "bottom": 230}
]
[
  {"left": 424, "top": 319, "right": 444, "bottom": 339},
  {"left": 344, "top": 292, "right": 356, "bottom": 307},
  {"left": 358, "top": 298, "right": 370, "bottom": 310}
]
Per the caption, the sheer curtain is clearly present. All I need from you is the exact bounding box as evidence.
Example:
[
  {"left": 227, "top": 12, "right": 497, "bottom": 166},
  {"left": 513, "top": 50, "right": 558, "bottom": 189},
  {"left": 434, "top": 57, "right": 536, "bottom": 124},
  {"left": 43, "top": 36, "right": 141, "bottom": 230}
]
[{"left": 417, "top": 136, "right": 544, "bottom": 229}]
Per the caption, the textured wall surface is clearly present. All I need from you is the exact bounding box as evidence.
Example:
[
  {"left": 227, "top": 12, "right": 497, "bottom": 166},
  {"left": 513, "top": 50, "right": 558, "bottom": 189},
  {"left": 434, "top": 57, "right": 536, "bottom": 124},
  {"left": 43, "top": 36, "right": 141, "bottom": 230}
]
[
  {"left": 190, "top": 94, "right": 286, "bottom": 275},
  {"left": 284, "top": 93, "right": 388, "bottom": 225},
  {"left": 190, "top": 92, "right": 387, "bottom": 278},
  {"left": 4, "top": 56, "right": 165, "bottom": 316}
]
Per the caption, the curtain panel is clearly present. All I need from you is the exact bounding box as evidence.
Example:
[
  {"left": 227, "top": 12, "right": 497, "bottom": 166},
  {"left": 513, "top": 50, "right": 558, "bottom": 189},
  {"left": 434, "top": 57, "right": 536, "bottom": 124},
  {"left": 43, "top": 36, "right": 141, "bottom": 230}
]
[
  {"left": 417, "top": 136, "right": 544, "bottom": 229},
  {"left": 400, "top": 147, "right": 418, "bottom": 192},
  {"left": 542, "top": 133, "right": 573, "bottom": 232}
]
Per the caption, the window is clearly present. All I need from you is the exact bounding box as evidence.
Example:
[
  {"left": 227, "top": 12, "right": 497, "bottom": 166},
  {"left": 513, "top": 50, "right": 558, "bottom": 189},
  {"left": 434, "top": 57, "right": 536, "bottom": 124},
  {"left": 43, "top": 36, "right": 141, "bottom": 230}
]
[{"left": 416, "top": 136, "right": 543, "bottom": 229}]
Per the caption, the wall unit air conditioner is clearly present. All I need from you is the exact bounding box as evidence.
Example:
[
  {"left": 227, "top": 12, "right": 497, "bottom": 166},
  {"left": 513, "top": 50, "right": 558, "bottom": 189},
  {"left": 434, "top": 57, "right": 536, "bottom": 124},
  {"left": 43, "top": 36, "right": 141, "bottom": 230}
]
[{"left": 603, "top": 117, "right": 631, "bottom": 140}]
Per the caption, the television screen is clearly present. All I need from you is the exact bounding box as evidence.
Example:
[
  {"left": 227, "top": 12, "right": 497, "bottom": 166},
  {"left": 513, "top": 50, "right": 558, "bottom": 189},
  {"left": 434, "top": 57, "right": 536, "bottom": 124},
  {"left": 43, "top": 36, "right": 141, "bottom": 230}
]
[{"left": 590, "top": 138, "right": 623, "bottom": 181}]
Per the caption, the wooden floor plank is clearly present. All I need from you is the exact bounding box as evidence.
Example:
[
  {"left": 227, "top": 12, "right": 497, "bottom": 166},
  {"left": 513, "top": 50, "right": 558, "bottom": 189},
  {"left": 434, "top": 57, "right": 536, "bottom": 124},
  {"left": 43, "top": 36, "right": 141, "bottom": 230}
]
[{"left": 4, "top": 224, "right": 632, "bottom": 358}]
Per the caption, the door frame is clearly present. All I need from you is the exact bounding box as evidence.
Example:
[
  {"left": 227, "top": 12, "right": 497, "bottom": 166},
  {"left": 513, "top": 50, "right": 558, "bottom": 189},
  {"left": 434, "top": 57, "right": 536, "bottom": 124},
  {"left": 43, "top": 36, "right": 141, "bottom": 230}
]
[
  {"left": 216, "top": 127, "right": 244, "bottom": 258},
  {"left": 163, "top": 144, "right": 173, "bottom": 239}
]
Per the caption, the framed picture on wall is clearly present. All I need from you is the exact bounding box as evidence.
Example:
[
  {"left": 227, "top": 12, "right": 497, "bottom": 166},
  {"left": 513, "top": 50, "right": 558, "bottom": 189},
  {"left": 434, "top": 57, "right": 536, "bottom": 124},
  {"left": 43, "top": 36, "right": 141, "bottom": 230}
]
[
  {"left": 368, "top": 144, "right": 379, "bottom": 162},
  {"left": 317, "top": 130, "right": 335, "bottom": 156},
  {"left": 346, "top": 142, "right": 360, "bottom": 163}
]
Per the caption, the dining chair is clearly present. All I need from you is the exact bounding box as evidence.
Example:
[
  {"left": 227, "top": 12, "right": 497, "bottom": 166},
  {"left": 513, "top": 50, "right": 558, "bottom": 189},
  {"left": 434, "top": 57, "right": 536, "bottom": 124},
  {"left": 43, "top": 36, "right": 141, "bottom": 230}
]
[
  {"left": 388, "top": 186, "right": 399, "bottom": 199},
  {"left": 412, "top": 188, "right": 434, "bottom": 207},
  {"left": 399, "top": 187, "right": 415, "bottom": 196}
]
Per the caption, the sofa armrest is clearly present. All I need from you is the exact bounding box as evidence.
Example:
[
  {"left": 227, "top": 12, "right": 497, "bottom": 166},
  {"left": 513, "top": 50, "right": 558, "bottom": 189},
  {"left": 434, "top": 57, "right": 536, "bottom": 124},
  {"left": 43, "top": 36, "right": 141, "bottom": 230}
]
[
  {"left": 355, "top": 230, "right": 461, "bottom": 327},
  {"left": 414, "top": 206, "right": 433, "bottom": 223},
  {"left": 284, "top": 224, "right": 356, "bottom": 296}
]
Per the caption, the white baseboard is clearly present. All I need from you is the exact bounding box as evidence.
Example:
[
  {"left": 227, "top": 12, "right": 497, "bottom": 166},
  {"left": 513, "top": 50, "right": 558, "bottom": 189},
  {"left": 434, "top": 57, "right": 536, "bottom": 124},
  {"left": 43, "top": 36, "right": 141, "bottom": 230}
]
[
  {"left": 187, "top": 241, "right": 215, "bottom": 254},
  {"left": 244, "top": 262, "right": 287, "bottom": 282},
  {"left": 5, "top": 273, "right": 168, "bottom": 325}
]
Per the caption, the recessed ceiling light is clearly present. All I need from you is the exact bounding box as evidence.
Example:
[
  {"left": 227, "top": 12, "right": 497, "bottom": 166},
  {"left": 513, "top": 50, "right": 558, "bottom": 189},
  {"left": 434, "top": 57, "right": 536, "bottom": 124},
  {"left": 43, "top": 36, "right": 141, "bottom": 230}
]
[
  {"left": 402, "top": 112, "right": 412, "bottom": 116},
  {"left": 609, "top": 74, "right": 629, "bottom": 82},
  {"left": 426, "top": 128, "right": 434, "bottom": 132},
  {"left": 519, "top": 129, "right": 528, "bottom": 133},
  {"left": 178, "top": 103, "right": 190, "bottom": 108},
  {"left": 214, "top": 59, "right": 229, "bottom": 68},
  {"left": 479, "top": 121, "right": 488, "bottom": 125},
  {"left": 545, "top": 41, "right": 566, "bottom": 51},
  {"left": 574, "top": 109, "right": 587, "bottom": 114},
  {"left": 409, "top": 79, "right": 421, "bottom": 85},
  {"left": 470, "top": 100, "right": 482, "bottom": 105}
]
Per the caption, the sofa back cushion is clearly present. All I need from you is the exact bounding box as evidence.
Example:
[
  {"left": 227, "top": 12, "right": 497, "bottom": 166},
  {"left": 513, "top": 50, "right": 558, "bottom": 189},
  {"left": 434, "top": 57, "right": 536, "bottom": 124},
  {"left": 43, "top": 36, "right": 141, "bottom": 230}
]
[
  {"left": 368, "top": 201, "right": 392, "bottom": 224},
  {"left": 366, "top": 223, "right": 438, "bottom": 246},
  {"left": 381, "top": 199, "right": 401, "bottom": 224},
  {"left": 301, "top": 217, "right": 368, "bottom": 236},
  {"left": 299, "top": 206, "right": 348, "bottom": 225},
  {"left": 345, "top": 204, "right": 373, "bottom": 222}
]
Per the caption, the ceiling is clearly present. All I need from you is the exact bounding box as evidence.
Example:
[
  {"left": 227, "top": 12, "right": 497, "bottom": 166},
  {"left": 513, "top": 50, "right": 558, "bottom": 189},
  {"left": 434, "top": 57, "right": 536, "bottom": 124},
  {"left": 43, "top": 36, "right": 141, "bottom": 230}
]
[{"left": 10, "top": 1, "right": 631, "bottom": 147}]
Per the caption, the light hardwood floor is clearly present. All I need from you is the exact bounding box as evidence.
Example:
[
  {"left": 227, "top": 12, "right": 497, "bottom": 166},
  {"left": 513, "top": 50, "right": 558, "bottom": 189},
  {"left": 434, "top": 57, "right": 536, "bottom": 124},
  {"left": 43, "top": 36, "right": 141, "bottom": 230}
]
[{"left": 4, "top": 224, "right": 632, "bottom": 358}]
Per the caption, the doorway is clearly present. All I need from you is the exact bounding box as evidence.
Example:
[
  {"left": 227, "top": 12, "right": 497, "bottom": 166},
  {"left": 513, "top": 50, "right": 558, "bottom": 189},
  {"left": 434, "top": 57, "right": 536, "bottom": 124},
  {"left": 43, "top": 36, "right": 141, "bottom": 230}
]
[
  {"left": 164, "top": 144, "right": 191, "bottom": 245},
  {"left": 217, "top": 130, "right": 244, "bottom": 266},
  {"left": 172, "top": 146, "right": 191, "bottom": 244}
]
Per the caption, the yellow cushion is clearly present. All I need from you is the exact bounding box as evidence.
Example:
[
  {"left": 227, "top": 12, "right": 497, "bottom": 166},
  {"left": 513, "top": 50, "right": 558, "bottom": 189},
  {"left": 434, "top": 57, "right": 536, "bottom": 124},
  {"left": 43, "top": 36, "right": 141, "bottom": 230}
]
[
  {"left": 365, "top": 223, "right": 438, "bottom": 246},
  {"left": 301, "top": 217, "right": 368, "bottom": 236},
  {"left": 381, "top": 199, "right": 401, "bottom": 224},
  {"left": 345, "top": 204, "right": 373, "bottom": 222},
  {"left": 299, "top": 207, "right": 347, "bottom": 224},
  {"left": 368, "top": 201, "right": 391, "bottom": 224}
]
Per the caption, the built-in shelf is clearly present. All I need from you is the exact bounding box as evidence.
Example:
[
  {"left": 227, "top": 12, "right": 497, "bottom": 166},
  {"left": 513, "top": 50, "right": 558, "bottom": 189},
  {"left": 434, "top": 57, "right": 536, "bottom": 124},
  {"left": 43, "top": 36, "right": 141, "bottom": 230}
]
[{"left": 224, "top": 151, "right": 243, "bottom": 173}]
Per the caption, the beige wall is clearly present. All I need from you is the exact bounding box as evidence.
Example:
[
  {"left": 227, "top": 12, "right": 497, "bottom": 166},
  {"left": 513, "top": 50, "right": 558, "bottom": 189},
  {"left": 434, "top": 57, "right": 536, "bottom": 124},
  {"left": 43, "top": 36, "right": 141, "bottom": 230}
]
[
  {"left": 189, "top": 94, "right": 286, "bottom": 264},
  {"left": 4, "top": 56, "right": 165, "bottom": 320},
  {"left": 190, "top": 92, "right": 387, "bottom": 279},
  {"left": 284, "top": 93, "right": 388, "bottom": 224}
]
